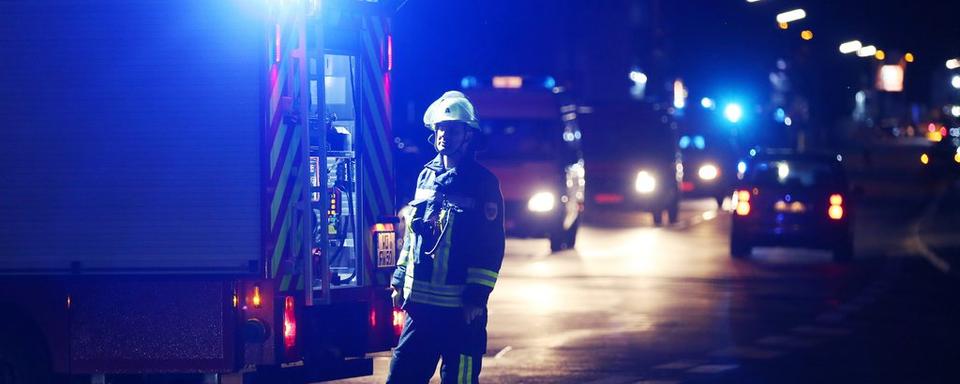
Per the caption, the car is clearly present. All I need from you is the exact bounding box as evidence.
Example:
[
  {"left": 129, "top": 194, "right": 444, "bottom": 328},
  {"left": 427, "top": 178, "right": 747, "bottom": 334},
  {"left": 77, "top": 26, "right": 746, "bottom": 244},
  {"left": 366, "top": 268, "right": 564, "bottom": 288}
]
[
  {"left": 678, "top": 133, "right": 735, "bottom": 207},
  {"left": 580, "top": 102, "right": 681, "bottom": 225},
  {"left": 730, "top": 150, "right": 854, "bottom": 261},
  {"left": 466, "top": 76, "right": 585, "bottom": 252}
]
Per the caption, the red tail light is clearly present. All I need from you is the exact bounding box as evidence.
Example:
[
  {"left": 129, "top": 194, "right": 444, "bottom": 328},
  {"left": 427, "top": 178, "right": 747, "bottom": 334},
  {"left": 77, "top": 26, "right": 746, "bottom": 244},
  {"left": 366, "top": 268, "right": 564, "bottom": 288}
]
[
  {"left": 392, "top": 309, "right": 405, "bottom": 336},
  {"left": 734, "top": 189, "right": 751, "bottom": 216},
  {"left": 283, "top": 296, "right": 296, "bottom": 350},
  {"left": 828, "top": 194, "right": 844, "bottom": 220}
]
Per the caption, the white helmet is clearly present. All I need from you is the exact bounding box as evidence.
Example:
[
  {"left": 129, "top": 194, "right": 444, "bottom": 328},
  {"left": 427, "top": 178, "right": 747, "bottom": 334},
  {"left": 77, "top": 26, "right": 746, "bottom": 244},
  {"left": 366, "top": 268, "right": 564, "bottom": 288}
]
[{"left": 423, "top": 91, "right": 479, "bottom": 130}]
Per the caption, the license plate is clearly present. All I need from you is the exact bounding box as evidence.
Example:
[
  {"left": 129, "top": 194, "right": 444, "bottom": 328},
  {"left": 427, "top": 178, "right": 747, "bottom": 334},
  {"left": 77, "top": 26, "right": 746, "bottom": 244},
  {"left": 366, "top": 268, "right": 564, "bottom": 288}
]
[{"left": 774, "top": 201, "right": 806, "bottom": 213}]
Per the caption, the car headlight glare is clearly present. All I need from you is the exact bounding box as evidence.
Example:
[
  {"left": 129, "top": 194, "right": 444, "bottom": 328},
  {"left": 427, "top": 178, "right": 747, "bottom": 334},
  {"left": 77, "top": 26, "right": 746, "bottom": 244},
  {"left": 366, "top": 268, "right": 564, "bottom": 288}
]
[
  {"left": 635, "top": 171, "right": 656, "bottom": 194},
  {"left": 527, "top": 191, "right": 556, "bottom": 212},
  {"left": 698, "top": 164, "right": 719, "bottom": 181}
]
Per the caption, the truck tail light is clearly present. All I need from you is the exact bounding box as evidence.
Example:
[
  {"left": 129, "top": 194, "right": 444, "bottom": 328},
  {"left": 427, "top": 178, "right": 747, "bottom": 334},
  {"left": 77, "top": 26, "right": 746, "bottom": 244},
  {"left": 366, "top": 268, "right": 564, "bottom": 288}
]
[
  {"left": 283, "top": 296, "right": 296, "bottom": 350},
  {"left": 734, "top": 189, "right": 751, "bottom": 216},
  {"left": 828, "top": 194, "right": 844, "bottom": 220},
  {"left": 392, "top": 309, "right": 405, "bottom": 336}
]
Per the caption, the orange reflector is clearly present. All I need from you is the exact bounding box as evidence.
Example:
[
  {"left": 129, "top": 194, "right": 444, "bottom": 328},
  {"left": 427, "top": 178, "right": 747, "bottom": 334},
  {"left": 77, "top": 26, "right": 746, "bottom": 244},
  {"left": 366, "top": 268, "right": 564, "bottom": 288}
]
[
  {"left": 392, "top": 309, "right": 405, "bottom": 335},
  {"left": 233, "top": 294, "right": 238, "bottom": 308},
  {"left": 283, "top": 296, "right": 296, "bottom": 349},
  {"left": 829, "top": 194, "right": 843, "bottom": 206},
  {"left": 252, "top": 285, "right": 262, "bottom": 308},
  {"left": 828, "top": 205, "right": 844, "bottom": 220},
  {"left": 921, "top": 153, "right": 930, "bottom": 165}
]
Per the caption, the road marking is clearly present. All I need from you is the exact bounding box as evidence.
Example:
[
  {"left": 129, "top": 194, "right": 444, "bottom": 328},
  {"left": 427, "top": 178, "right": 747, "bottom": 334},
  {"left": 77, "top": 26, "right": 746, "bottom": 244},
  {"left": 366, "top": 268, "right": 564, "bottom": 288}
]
[
  {"left": 710, "top": 346, "right": 784, "bottom": 359},
  {"left": 494, "top": 346, "right": 513, "bottom": 359},
  {"left": 911, "top": 187, "right": 952, "bottom": 274},
  {"left": 653, "top": 360, "right": 702, "bottom": 370},
  {"left": 688, "top": 364, "right": 739, "bottom": 374},
  {"left": 673, "top": 209, "right": 719, "bottom": 230},
  {"left": 791, "top": 325, "right": 852, "bottom": 336}
]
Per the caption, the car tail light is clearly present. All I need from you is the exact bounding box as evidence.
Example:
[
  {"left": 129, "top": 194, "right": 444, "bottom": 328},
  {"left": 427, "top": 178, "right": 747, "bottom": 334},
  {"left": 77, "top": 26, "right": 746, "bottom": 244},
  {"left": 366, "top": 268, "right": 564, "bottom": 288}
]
[
  {"left": 734, "top": 189, "right": 751, "bottom": 216},
  {"left": 392, "top": 309, "right": 405, "bottom": 336},
  {"left": 283, "top": 296, "right": 296, "bottom": 350},
  {"left": 828, "top": 193, "right": 844, "bottom": 220}
]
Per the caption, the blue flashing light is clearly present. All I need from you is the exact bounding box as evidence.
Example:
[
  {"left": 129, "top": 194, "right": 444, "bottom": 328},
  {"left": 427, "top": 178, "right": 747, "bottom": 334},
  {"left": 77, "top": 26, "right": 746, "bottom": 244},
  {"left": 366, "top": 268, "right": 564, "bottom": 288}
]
[
  {"left": 461, "top": 76, "right": 478, "bottom": 89},
  {"left": 774, "top": 108, "right": 786, "bottom": 122},
  {"left": 693, "top": 135, "right": 706, "bottom": 150},
  {"left": 543, "top": 76, "right": 557, "bottom": 89},
  {"left": 749, "top": 149, "right": 758, "bottom": 157},
  {"left": 723, "top": 103, "right": 744, "bottom": 124},
  {"left": 737, "top": 161, "right": 747, "bottom": 174},
  {"left": 679, "top": 135, "right": 691, "bottom": 149},
  {"left": 701, "top": 97, "right": 715, "bottom": 109}
]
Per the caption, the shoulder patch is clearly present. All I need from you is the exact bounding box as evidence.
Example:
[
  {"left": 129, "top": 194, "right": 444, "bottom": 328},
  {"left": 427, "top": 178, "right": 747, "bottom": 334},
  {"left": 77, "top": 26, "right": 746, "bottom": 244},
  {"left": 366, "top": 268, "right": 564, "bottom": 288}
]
[{"left": 484, "top": 202, "right": 499, "bottom": 221}]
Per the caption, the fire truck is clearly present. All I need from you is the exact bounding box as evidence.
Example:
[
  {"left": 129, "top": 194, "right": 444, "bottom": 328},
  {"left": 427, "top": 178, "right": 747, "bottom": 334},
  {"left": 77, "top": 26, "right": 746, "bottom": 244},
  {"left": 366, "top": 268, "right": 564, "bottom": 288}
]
[{"left": 0, "top": 1, "right": 401, "bottom": 383}]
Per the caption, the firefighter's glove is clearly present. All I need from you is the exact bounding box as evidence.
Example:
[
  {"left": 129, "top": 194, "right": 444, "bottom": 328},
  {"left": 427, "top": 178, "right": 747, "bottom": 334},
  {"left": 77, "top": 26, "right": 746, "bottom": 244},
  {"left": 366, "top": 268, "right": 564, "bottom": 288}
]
[{"left": 391, "top": 288, "right": 404, "bottom": 309}]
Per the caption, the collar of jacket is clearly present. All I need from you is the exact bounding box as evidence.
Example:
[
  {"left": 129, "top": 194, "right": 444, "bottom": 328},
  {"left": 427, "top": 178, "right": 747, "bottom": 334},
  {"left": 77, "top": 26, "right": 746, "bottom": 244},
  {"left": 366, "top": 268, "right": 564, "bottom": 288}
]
[{"left": 423, "top": 154, "right": 478, "bottom": 173}]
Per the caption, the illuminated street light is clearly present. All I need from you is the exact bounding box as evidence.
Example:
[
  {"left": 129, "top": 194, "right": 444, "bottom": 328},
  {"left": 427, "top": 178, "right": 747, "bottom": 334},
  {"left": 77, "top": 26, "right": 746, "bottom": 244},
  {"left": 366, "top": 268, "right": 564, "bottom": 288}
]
[
  {"left": 952, "top": 75, "right": 960, "bottom": 89},
  {"left": 904, "top": 53, "right": 915, "bottom": 63},
  {"left": 629, "top": 70, "right": 648, "bottom": 84},
  {"left": 839, "top": 40, "right": 862, "bottom": 54},
  {"left": 857, "top": 45, "right": 877, "bottom": 58},
  {"left": 778, "top": 22, "right": 789, "bottom": 30},
  {"left": 948, "top": 59, "right": 960, "bottom": 70},
  {"left": 673, "top": 79, "right": 687, "bottom": 109},
  {"left": 874, "top": 50, "right": 885, "bottom": 60},
  {"left": 801, "top": 30, "right": 813, "bottom": 40},
  {"left": 776, "top": 9, "right": 806, "bottom": 24}
]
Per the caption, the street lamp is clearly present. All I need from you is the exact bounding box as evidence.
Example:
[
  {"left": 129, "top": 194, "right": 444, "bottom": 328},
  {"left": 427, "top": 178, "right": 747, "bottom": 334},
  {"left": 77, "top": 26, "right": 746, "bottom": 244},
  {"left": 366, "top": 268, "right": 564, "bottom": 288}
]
[
  {"left": 776, "top": 9, "right": 806, "bottom": 24},
  {"left": 948, "top": 59, "right": 960, "bottom": 70},
  {"left": 856, "top": 45, "right": 877, "bottom": 58},
  {"left": 952, "top": 75, "right": 960, "bottom": 90},
  {"left": 839, "top": 40, "right": 862, "bottom": 54}
]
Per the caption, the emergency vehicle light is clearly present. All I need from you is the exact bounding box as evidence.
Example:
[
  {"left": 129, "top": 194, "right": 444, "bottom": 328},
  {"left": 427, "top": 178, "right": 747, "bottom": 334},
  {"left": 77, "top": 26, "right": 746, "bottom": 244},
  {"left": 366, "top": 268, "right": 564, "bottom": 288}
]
[
  {"left": 392, "top": 309, "right": 405, "bottom": 336},
  {"left": 283, "top": 296, "right": 296, "bottom": 350},
  {"left": 492, "top": 76, "right": 523, "bottom": 89},
  {"left": 252, "top": 285, "right": 263, "bottom": 308}
]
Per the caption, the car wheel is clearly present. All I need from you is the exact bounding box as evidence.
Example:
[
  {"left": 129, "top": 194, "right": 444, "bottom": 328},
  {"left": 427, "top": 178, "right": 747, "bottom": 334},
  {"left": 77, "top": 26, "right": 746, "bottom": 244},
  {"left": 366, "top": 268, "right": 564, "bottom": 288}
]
[
  {"left": 564, "top": 217, "right": 580, "bottom": 249},
  {"left": 652, "top": 210, "right": 664, "bottom": 226},
  {"left": 730, "top": 236, "right": 751, "bottom": 259},
  {"left": 715, "top": 195, "right": 725, "bottom": 209},
  {"left": 667, "top": 201, "right": 680, "bottom": 224},
  {"left": 550, "top": 220, "right": 578, "bottom": 253}
]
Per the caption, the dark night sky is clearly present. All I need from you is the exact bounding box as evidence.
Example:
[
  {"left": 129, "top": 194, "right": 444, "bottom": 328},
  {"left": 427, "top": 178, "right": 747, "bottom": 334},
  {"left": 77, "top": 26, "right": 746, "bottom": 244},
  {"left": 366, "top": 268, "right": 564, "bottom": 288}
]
[{"left": 392, "top": 0, "right": 960, "bottom": 135}]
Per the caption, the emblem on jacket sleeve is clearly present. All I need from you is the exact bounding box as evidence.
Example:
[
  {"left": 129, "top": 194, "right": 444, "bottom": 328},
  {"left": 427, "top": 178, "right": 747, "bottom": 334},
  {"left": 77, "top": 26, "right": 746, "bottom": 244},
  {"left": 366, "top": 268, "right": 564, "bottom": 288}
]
[{"left": 484, "top": 202, "right": 499, "bottom": 221}]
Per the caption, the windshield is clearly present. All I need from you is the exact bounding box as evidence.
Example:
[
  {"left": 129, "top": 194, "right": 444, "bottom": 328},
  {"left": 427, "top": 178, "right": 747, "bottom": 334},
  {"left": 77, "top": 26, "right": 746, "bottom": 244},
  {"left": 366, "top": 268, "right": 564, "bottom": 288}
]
[
  {"left": 747, "top": 159, "right": 844, "bottom": 188},
  {"left": 477, "top": 119, "right": 561, "bottom": 160}
]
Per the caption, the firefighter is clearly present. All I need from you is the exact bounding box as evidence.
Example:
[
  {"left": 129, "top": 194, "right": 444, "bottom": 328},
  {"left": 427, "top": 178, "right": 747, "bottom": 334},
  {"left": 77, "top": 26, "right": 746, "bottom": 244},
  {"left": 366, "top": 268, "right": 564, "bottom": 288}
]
[{"left": 387, "top": 91, "right": 505, "bottom": 384}]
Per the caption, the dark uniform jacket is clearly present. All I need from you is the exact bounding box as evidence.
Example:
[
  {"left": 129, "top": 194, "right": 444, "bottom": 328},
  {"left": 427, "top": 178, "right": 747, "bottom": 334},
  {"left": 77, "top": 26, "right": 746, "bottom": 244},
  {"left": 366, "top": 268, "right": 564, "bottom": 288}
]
[{"left": 391, "top": 155, "right": 505, "bottom": 308}]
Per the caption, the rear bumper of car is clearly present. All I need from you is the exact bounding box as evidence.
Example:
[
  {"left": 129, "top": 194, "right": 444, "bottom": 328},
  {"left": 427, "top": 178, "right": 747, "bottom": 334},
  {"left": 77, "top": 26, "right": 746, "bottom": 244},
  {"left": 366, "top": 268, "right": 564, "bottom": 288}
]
[{"left": 731, "top": 217, "right": 851, "bottom": 248}]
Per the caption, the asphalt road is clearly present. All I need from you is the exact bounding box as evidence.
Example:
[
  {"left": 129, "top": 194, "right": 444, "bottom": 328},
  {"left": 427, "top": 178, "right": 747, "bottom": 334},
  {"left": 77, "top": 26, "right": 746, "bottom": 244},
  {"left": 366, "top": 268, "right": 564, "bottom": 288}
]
[{"left": 332, "top": 144, "right": 960, "bottom": 384}]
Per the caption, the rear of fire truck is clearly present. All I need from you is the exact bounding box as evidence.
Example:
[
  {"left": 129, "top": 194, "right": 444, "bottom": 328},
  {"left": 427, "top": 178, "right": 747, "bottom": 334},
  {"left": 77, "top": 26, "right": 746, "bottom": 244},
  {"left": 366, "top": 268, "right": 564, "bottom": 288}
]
[{"left": 0, "top": 1, "right": 400, "bottom": 383}]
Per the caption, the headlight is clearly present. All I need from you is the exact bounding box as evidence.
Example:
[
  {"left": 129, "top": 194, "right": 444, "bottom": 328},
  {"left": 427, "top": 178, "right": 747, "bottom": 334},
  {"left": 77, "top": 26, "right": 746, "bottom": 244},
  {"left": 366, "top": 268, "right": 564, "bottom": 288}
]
[
  {"left": 635, "top": 171, "right": 656, "bottom": 194},
  {"left": 527, "top": 191, "right": 556, "bottom": 212},
  {"left": 698, "top": 164, "right": 719, "bottom": 181}
]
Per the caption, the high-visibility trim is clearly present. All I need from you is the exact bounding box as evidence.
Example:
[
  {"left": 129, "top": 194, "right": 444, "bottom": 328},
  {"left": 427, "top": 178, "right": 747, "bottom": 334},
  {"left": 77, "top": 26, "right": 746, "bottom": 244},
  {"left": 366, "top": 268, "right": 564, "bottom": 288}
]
[
  {"left": 431, "top": 212, "right": 455, "bottom": 284},
  {"left": 466, "top": 268, "right": 498, "bottom": 288},
  {"left": 403, "top": 289, "right": 463, "bottom": 307},
  {"left": 459, "top": 355, "right": 466, "bottom": 384},
  {"left": 467, "top": 268, "right": 499, "bottom": 280}
]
